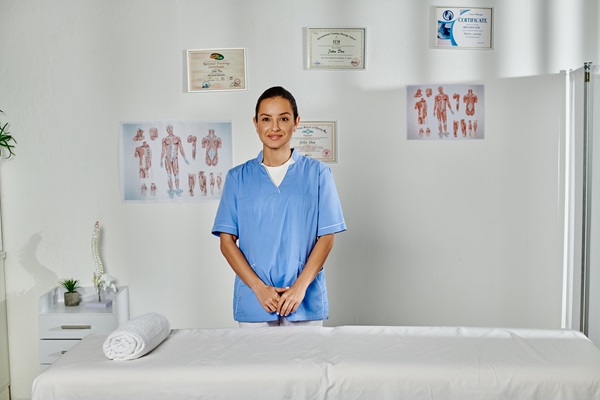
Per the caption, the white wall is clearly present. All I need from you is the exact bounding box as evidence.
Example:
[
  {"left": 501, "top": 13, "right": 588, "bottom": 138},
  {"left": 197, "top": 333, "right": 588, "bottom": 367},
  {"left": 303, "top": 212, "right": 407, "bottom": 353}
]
[
  {"left": 0, "top": 0, "right": 598, "bottom": 398},
  {"left": 0, "top": 253, "right": 9, "bottom": 400}
]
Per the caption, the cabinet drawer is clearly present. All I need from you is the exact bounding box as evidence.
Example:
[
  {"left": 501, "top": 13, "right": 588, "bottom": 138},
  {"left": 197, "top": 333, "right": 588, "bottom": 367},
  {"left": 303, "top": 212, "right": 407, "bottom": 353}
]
[
  {"left": 39, "top": 339, "right": 80, "bottom": 364},
  {"left": 39, "top": 314, "right": 116, "bottom": 339}
]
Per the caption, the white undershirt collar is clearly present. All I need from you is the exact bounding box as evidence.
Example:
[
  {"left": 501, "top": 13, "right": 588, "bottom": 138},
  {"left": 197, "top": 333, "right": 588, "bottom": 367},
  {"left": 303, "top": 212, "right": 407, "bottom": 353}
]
[{"left": 261, "top": 157, "right": 295, "bottom": 187}]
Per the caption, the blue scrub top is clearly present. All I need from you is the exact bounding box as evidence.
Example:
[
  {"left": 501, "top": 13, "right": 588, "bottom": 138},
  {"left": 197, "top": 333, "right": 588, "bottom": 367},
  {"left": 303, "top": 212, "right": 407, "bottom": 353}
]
[{"left": 212, "top": 149, "right": 346, "bottom": 322}]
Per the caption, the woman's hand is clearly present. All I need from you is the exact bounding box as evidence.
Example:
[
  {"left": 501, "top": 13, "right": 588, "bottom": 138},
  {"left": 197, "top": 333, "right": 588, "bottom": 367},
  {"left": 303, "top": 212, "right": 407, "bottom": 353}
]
[
  {"left": 275, "top": 234, "right": 335, "bottom": 317},
  {"left": 276, "top": 285, "right": 306, "bottom": 317},
  {"left": 254, "top": 285, "right": 287, "bottom": 314}
]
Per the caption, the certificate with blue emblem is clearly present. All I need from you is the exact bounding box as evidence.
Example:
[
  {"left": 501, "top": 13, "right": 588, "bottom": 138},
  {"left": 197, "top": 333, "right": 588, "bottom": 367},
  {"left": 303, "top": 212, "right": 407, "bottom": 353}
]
[
  {"left": 435, "top": 7, "right": 493, "bottom": 49},
  {"left": 292, "top": 121, "right": 337, "bottom": 163}
]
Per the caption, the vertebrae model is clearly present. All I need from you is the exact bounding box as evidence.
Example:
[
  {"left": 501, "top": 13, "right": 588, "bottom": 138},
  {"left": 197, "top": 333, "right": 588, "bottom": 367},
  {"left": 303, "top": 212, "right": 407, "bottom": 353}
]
[
  {"left": 92, "top": 221, "right": 117, "bottom": 301},
  {"left": 92, "top": 221, "right": 104, "bottom": 289}
]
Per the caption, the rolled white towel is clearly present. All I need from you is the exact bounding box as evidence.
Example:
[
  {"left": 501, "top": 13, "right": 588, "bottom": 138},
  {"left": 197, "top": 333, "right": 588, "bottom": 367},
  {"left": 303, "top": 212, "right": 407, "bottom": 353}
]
[{"left": 103, "top": 312, "right": 171, "bottom": 360}]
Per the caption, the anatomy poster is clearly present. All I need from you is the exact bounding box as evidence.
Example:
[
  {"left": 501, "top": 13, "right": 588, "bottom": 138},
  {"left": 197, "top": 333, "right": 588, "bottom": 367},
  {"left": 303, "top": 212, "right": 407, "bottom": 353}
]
[
  {"left": 406, "top": 84, "right": 484, "bottom": 140},
  {"left": 121, "top": 120, "right": 232, "bottom": 203}
]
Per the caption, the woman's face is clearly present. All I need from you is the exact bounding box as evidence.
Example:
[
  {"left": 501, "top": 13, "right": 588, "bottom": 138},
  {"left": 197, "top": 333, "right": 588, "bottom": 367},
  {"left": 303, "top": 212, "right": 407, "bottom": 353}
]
[{"left": 254, "top": 96, "right": 300, "bottom": 151}]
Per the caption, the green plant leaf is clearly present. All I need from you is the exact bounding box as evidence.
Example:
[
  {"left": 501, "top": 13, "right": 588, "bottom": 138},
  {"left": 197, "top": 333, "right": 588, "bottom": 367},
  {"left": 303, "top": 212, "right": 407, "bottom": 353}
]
[
  {"left": 0, "top": 112, "right": 16, "bottom": 158},
  {"left": 59, "top": 278, "right": 81, "bottom": 293}
]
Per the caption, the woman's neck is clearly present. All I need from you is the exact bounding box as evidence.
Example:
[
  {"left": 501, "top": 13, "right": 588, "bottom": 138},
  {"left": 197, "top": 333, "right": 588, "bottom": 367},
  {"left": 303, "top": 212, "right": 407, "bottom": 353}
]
[{"left": 262, "top": 147, "right": 292, "bottom": 167}]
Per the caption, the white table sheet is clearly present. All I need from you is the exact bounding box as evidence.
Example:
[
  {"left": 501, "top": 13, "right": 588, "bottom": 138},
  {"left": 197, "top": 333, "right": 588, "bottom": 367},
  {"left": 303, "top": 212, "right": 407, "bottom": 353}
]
[{"left": 32, "top": 325, "right": 600, "bottom": 400}]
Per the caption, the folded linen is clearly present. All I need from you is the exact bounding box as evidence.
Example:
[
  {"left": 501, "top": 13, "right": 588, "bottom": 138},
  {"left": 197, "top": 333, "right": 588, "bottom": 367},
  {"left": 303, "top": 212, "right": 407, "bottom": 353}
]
[{"left": 103, "top": 312, "right": 171, "bottom": 360}]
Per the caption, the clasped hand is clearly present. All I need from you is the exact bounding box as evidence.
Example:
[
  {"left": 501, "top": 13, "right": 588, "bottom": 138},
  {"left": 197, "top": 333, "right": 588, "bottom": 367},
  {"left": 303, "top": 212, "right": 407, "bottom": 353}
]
[{"left": 256, "top": 285, "right": 306, "bottom": 317}]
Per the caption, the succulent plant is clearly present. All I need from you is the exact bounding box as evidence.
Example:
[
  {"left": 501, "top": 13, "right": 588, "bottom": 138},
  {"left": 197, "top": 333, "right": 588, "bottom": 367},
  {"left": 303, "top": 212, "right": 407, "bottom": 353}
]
[{"left": 59, "top": 279, "right": 81, "bottom": 293}]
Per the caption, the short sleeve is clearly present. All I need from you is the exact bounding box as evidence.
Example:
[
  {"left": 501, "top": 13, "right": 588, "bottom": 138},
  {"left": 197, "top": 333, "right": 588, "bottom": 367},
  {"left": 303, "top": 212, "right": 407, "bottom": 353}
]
[
  {"left": 317, "top": 166, "right": 346, "bottom": 236},
  {"left": 211, "top": 170, "right": 239, "bottom": 237}
]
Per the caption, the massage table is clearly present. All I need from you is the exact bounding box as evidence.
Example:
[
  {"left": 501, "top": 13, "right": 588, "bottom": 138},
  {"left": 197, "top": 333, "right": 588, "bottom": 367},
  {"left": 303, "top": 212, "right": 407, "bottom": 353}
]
[{"left": 32, "top": 325, "right": 600, "bottom": 400}]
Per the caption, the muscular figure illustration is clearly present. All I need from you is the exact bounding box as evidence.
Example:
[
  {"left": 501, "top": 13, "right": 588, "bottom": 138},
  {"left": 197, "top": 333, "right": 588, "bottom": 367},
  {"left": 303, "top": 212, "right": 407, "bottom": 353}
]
[
  {"left": 187, "top": 135, "right": 198, "bottom": 160},
  {"left": 473, "top": 120, "right": 478, "bottom": 136},
  {"left": 188, "top": 172, "right": 196, "bottom": 196},
  {"left": 413, "top": 88, "right": 423, "bottom": 98},
  {"left": 133, "top": 128, "right": 145, "bottom": 141},
  {"left": 141, "top": 183, "right": 148, "bottom": 196},
  {"left": 453, "top": 120, "right": 459, "bottom": 138},
  {"left": 160, "top": 125, "right": 189, "bottom": 198},
  {"left": 414, "top": 98, "right": 428, "bottom": 125},
  {"left": 426, "top": 88, "right": 432, "bottom": 97},
  {"left": 134, "top": 141, "right": 152, "bottom": 179},
  {"left": 150, "top": 182, "right": 157, "bottom": 196},
  {"left": 468, "top": 120, "right": 473, "bottom": 136},
  {"left": 463, "top": 89, "right": 478, "bottom": 116},
  {"left": 453, "top": 93, "right": 460, "bottom": 111},
  {"left": 434, "top": 86, "right": 454, "bottom": 135},
  {"left": 209, "top": 172, "right": 215, "bottom": 196},
  {"left": 460, "top": 119, "right": 467, "bottom": 137},
  {"left": 149, "top": 127, "right": 159, "bottom": 141},
  {"left": 216, "top": 172, "right": 223, "bottom": 195},
  {"left": 201, "top": 129, "right": 222, "bottom": 166},
  {"left": 198, "top": 171, "right": 207, "bottom": 196}
]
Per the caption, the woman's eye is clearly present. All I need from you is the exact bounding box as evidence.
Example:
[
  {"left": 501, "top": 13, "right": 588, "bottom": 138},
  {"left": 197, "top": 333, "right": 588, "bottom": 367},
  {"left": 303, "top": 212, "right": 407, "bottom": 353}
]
[
  {"left": 261, "top": 117, "right": 270, "bottom": 122},
  {"left": 280, "top": 117, "right": 289, "bottom": 122}
]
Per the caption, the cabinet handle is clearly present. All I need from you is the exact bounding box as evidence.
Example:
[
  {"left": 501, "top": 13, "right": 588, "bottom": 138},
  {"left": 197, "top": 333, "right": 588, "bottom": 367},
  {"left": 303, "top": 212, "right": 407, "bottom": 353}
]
[{"left": 60, "top": 324, "right": 92, "bottom": 330}]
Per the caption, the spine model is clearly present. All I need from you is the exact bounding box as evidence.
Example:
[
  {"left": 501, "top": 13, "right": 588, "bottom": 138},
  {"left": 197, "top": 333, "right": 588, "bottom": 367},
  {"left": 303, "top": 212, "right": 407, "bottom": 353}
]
[{"left": 92, "top": 221, "right": 104, "bottom": 300}]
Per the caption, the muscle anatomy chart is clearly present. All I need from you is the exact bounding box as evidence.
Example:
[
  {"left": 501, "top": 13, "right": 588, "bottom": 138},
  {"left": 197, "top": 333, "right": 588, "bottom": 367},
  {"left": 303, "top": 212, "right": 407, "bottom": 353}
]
[
  {"left": 406, "top": 84, "right": 484, "bottom": 140},
  {"left": 121, "top": 120, "right": 232, "bottom": 203}
]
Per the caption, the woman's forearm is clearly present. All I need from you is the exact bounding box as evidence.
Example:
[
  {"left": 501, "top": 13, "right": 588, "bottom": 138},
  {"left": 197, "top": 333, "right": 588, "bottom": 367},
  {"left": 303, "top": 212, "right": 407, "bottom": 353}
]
[
  {"left": 294, "top": 234, "right": 335, "bottom": 290},
  {"left": 219, "top": 233, "right": 265, "bottom": 291}
]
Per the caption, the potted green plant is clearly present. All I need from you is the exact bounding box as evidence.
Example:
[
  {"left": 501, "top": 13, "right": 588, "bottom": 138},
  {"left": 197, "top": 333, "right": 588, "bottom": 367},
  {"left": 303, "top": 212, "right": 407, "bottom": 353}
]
[
  {"left": 59, "top": 279, "right": 81, "bottom": 307},
  {"left": 0, "top": 110, "right": 16, "bottom": 159}
]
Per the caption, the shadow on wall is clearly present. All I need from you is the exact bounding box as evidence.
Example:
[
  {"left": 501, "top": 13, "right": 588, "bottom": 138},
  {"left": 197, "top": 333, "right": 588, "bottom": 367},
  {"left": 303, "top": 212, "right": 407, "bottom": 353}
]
[
  {"left": 11, "top": 232, "right": 57, "bottom": 298},
  {"left": 4, "top": 233, "right": 58, "bottom": 399}
]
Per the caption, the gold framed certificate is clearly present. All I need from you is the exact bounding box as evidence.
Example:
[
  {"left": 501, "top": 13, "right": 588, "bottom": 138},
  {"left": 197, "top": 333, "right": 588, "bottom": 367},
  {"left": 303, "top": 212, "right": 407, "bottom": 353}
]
[
  {"left": 292, "top": 121, "right": 337, "bottom": 163},
  {"left": 306, "top": 28, "right": 365, "bottom": 70},
  {"left": 187, "top": 48, "right": 247, "bottom": 92}
]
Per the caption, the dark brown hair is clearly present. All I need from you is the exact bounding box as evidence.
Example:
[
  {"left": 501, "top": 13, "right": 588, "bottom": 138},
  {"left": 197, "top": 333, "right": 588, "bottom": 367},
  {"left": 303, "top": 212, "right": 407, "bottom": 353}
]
[{"left": 255, "top": 86, "right": 299, "bottom": 121}]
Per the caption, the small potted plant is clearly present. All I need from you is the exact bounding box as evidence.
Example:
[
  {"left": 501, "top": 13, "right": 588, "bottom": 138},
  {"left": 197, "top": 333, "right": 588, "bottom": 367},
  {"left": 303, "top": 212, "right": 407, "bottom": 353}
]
[{"left": 59, "top": 279, "right": 81, "bottom": 307}]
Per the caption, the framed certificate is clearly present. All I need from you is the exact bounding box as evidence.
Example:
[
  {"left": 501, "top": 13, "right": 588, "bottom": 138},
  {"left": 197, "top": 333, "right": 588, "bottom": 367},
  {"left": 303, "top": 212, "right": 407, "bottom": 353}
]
[
  {"left": 292, "top": 121, "right": 337, "bottom": 163},
  {"left": 187, "top": 48, "right": 247, "bottom": 92},
  {"left": 434, "top": 7, "right": 493, "bottom": 49},
  {"left": 306, "top": 28, "right": 365, "bottom": 70}
]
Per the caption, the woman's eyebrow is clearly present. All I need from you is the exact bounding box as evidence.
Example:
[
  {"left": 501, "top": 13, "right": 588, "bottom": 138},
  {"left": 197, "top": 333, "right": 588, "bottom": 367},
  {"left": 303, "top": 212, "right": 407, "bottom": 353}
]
[{"left": 259, "top": 111, "right": 292, "bottom": 117}]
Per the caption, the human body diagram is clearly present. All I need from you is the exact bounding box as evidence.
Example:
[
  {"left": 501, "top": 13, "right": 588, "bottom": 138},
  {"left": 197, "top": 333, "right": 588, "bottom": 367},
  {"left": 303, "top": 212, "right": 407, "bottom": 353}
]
[
  {"left": 134, "top": 141, "right": 152, "bottom": 179},
  {"left": 414, "top": 98, "right": 428, "bottom": 137},
  {"left": 161, "top": 125, "right": 189, "bottom": 198},
  {"left": 434, "top": 86, "right": 454, "bottom": 136},
  {"left": 122, "top": 121, "right": 232, "bottom": 202},
  {"left": 408, "top": 84, "right": 484, "bottom": 140},
  {"left": 201, "top": 129, "right": 222, "bottom": 166},
  {"left": 463, "top": 89, "right": 478, "bottom": 117},
  {"left": 187, "top": 135, "right": 197, "bottom": 160}
]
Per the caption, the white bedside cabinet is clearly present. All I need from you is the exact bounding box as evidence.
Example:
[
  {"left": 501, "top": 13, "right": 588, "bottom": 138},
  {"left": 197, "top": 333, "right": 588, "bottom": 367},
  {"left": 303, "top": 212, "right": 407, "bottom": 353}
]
[{"left": 38, "top": 286, "right": 129, "bottom": 371}]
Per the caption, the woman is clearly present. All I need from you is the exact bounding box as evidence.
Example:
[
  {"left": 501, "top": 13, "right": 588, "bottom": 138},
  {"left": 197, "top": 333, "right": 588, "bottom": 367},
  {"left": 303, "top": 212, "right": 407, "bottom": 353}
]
[{"left": 212, "top": 86, "right": 346, "bottom": 327}]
